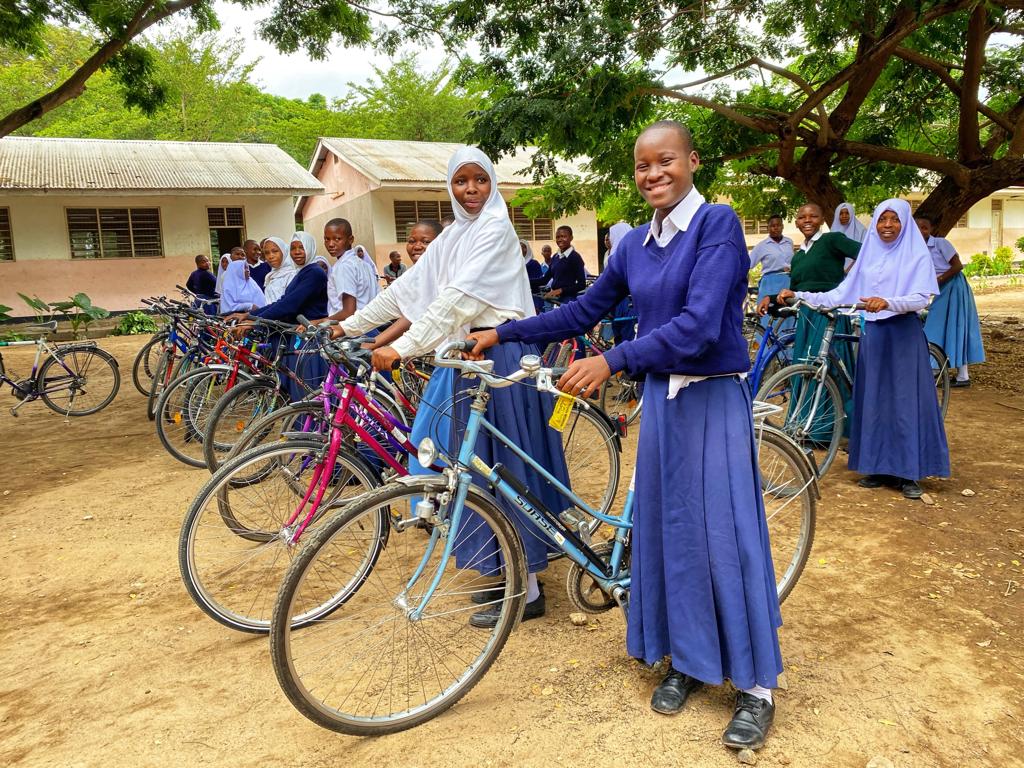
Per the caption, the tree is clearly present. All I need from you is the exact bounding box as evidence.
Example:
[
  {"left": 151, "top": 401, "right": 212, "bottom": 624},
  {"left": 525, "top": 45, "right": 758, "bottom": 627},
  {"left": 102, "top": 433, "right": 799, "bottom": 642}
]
[
  {"left": 435, "top": 0, "right": 1024, "bottom": 233},
  {"left": 0, "top": 0, "right": 375, "bottom": 137}
]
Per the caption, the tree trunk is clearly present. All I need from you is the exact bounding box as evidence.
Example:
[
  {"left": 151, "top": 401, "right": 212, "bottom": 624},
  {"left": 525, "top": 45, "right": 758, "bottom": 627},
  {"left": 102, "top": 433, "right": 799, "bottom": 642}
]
[
  {"left": 916, "top": 157, "right": 1024, "bottom": 236},
  {"left": 783, "top": 160, "right": 844, "bottom": 223}
]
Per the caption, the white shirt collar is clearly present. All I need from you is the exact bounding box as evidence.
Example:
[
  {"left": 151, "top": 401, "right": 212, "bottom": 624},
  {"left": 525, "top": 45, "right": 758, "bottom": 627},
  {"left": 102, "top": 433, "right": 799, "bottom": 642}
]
[
  {"left": 643, "top": 186, "right": 707, "bottom": 247},
  {"left": 557, "top": 246, "right": 574, "bottom": 259},
  {"left": 799, "top": 229, "right": 824, "bottom": 252}
]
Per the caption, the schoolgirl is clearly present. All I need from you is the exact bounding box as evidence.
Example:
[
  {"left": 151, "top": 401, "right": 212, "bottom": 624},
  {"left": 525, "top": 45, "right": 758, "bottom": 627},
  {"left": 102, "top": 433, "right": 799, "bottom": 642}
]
[
  {"left": 259, "top": 237, "right": 297, "bottom": 304},
  {"left": 213, "top": 253, "right": 231, "bottom": 298},
  {"left": 831, "top": 202, "right": 867, "bottom": 243},
  {"left": 334, "top": 147, "right": 571, "bottom": 626},
  {"left": 218, "top": 259, "right": 266, "bottom": 314},
  {"left": 915, "top": 214, "right": 985, "bottom": 387},
  {"left": 779, "top": 199, "right": 950, "bottom": 498},
  {"left": 469, "top": 121, "right": 783, "bottom": 752}
]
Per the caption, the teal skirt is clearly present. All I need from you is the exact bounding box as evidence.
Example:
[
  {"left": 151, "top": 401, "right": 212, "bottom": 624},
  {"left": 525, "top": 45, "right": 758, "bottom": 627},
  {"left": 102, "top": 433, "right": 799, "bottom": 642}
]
[{"left": 790, "top": 307, "right": 856, "bottom": 439}]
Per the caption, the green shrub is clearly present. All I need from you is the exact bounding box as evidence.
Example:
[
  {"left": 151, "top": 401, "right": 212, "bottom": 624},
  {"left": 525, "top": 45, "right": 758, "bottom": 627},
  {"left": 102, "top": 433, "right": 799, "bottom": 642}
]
[
  {"left": 1016, "top": 235, "right": 1024, "bottom": 255},
  {"left": 112, "top": 310, "right": 160, "bottom": 336},
  {"left": 963, "top": 253, "right": 992, "bottom": 277},
  {"left": 992, "top": 246, "right": 1014, "bottom": 275},
  {"left": 18, "top": 292, "right": 109, "bottom": 338}
]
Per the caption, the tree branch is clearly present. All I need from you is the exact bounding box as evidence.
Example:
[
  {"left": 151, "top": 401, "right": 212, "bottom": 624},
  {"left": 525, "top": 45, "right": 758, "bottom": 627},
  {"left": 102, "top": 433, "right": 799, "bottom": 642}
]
[
  {"left": 638, "top": 87, "right": 779, "bottom": 134},
  {"left": 715, "top": 142, "right": 783, "bottom": 163},
  {"left": 0, "top": 0, "right": 204, "bottom": 137},
  {"left": 835, "top": 138, "right": 970, "bottom": 184},
  {"left": 958, "top": 3, "right": 988, "bottom": 163}
]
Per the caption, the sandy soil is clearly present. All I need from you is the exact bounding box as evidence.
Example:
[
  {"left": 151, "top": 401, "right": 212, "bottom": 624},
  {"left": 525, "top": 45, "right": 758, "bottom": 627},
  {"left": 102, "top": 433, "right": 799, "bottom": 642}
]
[{"left": 1, "top": 290, "right": 1022, "bottom": 768}]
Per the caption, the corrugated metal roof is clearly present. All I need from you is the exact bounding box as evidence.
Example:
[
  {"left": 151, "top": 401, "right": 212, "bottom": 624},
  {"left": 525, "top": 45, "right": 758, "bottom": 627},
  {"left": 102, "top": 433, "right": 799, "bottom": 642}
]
[
  {"left": 0, "top": 136, "right": 324, "bottom": 194},
  {"left": 318, "top": 137, "right": 586, "bottom": 185}
]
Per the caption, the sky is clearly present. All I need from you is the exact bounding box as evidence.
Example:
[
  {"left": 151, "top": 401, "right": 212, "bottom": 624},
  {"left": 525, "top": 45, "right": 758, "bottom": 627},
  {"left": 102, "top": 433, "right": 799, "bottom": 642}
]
[{"left": 212, "top": 1, "right": 451, "bottom": 102}]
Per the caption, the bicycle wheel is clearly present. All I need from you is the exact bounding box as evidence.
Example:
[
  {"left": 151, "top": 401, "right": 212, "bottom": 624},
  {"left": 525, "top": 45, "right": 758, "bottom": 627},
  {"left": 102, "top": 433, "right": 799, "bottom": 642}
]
[
  {"left": 131, "top": 332, "right": 168, "bottom": 396},
  {"left": 220, "top": 401, "right": 332, "bottom": 474},
  {"left": 179, "top": 439, "right": 381, "bottom": 633},
  {"left": 755, "top": 426, "right": 816, "bottom": 603},
  {"left": 147, "top": 348, "right": 180, "bottom": 421},
  {"left": 562, "top": 403, "right": 620, "bottom": 524},
  {"left": 928, "top": 342, "right": 951, "bottom": 419},
  {"left": 202, "top": 377, "right": 288, "bottom": 471},
  {"left": 757, "top": 364, "right": 844, "bottom": 477},
  {"left": 599, "top": 372, "right": 639, "bottom": 420},
  {"left": 270, "top": 479, "right": 527, "bottom": 735},
  {"left": 156, "top": 366, "right": 251, "bottom": 468},
  {"left": 38, "top": 346, "right": 120, "bottom": 416}
]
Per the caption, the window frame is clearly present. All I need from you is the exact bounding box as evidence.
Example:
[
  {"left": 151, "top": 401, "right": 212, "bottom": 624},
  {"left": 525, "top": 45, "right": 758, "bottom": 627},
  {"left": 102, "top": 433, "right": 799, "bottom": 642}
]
[
  {"left": 65, "top": 206, "right": 164, "bottom": 259},
  {"left": 0, "top": 207, "right": 14, "bottom": 262}
]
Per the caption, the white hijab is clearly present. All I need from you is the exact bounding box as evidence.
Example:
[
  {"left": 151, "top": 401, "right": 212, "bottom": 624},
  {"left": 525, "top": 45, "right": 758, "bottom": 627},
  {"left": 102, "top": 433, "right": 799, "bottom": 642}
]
[
  {"left": 389, "top": 147, "right": 534, "bottom": 331},
  {"left": 260, "top": 237, "right": 297, "bottom": 303},
  {"left": 607, "top": 222, "right": 632, "bottom": 260},
  {"left": 290, "top": 231, "right": 318, "bottom": 269},
  {"left": 219, "top": 258, "right": 266, "bottom": 313},
  {"left": 520, "top": 238, "right": 534, "bottom": 261},
  {"left": 822, "top": 199, "right": 938, "bottom": 320},
  {"left": 831, "top": 203, "right": 867, "bottom": 242},
  {"left": 214, "top": 254, "right": 231, "bottom": 296}
]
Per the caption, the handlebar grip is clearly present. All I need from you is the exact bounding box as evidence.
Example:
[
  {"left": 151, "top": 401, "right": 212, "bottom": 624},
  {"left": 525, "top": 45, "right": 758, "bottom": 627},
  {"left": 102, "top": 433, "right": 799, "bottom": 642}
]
[
  {"left": 296, "top": 315, "right": 311, "bottom": 328},
  {"left": 454, "top": 339, "right": 477, "bottom": 352},
  {"left": 550, "top": 367, "right": 569, "bottom": 378}
]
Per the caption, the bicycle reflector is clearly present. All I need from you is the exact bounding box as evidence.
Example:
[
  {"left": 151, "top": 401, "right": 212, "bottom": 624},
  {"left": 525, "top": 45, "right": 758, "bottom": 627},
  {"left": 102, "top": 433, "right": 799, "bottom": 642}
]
[{"left": 417, "top": 437, "right": 439, "bottom": 468}]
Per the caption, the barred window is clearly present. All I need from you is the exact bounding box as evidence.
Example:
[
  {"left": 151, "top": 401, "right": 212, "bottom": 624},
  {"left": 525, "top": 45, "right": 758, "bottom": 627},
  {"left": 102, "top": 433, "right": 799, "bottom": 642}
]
[
  {"left": 743, "top": 218, "right": 770, "bottom": 235},
  {"left": 0, "top": 208, "right": 13, "bottom": 261},
  {"left": 67, "top": 208, "right": 163, "bottom": 259},
  {"left": 508, "top": 205, "right": 553, "bottom": 240},
  {"left": 207, "top": 207, "right": 245, "bottom": 228},
  {"left": 393, "top": 200, "right": 455, "bottom": 240}
]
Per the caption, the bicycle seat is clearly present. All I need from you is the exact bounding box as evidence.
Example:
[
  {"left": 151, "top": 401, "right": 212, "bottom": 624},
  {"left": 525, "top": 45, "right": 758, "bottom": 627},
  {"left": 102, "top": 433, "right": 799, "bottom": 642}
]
[{"left": 25, "top": 320, "right": 58, "bottom": 333}]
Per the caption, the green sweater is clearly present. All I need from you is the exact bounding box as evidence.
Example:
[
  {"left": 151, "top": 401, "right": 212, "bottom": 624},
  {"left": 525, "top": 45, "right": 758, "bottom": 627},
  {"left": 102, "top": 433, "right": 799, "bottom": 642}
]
[{"left": 789, "top": 232, "right": 861, "bottom": 292}]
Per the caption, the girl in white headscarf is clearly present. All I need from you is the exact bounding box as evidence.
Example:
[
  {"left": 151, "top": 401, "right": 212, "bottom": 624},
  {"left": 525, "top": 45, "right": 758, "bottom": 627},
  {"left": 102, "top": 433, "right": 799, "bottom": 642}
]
[
  {"left": 831, "top": 202, "right": 867, "bottom": 243},
  {"left": 213, "top": 253, "right": 231, "bottom": 297},
  {"left": 219, "top": 258, "right": 266, "bottom": 313},
  {"left": 336, "top": 146, "right": 570, "bottom": 625},
  {"left": 259, "top": 237, "right": 297, "bottom": 304},
  {"left": 778, "top": 198, "right": 949, "bottom": 499}
]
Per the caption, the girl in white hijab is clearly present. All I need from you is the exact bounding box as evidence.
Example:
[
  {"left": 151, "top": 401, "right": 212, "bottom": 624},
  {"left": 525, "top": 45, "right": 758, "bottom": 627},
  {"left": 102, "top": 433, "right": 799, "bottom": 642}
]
[
  {"left": 831, "top": 202, "right": 867, "bottom": 243},
  {"left": 778, "top": 198, "right": 948, "bottom": 499},
  {"left": 336, "top": 146, "right": 569, "bottom": 625},
  {"left": 260, "top": 237, "right": 297, "bottom": 304},
  {"left": 219, "top": 258, "right": 266, "bottom": 313},
  {"left": 213, "top": 253, "right": 231, "bottom": 297}
]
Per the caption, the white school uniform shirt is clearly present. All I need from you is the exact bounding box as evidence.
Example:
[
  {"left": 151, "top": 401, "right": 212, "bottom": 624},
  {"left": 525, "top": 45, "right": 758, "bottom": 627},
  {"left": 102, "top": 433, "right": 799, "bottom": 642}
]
[
  {"left": 749, "top": 235, "right": 794, "bottom": 275},
  {"left": 925, "top": 236, "right": 957, "bottom": 276},
  {"left": 641, "top": 186, "right": 745, "bottom": 398},
  {"left": 330, "top": 248, "right": 380, "bottom": 314}
]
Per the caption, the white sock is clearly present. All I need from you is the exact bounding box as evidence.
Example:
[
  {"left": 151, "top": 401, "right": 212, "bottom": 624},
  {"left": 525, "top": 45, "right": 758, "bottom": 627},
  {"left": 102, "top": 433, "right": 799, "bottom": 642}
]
[
  {"left": 742, "top": 685, "right": 773, "bottom": 704},
  {"left": 526, "top": 573, "right": 540, "bottom": 602},
  {"left": 957, "top": 365, "right": 969, "bottom": 382}
]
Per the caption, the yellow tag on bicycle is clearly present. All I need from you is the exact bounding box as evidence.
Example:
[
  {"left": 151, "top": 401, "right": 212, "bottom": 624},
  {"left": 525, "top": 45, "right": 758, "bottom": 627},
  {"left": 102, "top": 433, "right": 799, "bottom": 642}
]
[
  {"left": 391, "top": 368, "right": 402, "bottom": 384},
  {"left": 548, "top": 392, "right": 574, "bottom": 432}
]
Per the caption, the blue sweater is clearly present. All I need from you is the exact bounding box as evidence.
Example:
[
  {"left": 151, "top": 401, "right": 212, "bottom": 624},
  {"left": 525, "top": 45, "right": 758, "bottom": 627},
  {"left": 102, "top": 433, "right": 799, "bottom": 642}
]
[
  {"left": 498, "top": 204, "right": 750, "bottom": 377},
  {"left": 250, "top": 265, "right": 327, "bottom": 323},
  {"left": 249, "top": 261, "right": 272, "bottom": 291},
  {"left": 548, "top": 248, "right": 587, "bottom": 299},
  {"left": 186, "top": 268, "right": 217, "bottom": 298}
]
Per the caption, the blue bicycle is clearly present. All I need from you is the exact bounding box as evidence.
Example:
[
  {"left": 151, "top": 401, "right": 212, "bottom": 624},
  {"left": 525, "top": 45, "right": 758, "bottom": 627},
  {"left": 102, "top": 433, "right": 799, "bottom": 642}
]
[{"left": 268, "top": 342, "right": 817, "bottom": 734}]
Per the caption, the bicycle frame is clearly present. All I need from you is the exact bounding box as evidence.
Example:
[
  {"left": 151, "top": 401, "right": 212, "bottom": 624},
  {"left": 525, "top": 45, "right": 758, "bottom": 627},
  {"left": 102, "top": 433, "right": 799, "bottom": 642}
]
[{"left": 0, "top": 335, "right": 96, "bottom": 401}]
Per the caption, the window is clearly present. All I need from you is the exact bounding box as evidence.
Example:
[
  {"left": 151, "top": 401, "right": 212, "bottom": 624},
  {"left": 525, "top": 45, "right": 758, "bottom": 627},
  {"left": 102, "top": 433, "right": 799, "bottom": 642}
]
[
  {"left": 208, "top": 207, "right": 246, "bottom": 256},
  {"left": 66, "top": 207, "right": 162, "bottom": 259},
  {"left": 0, "top": 208, "right": 13, "bottom": 261},
  {"left": 393, "top": 200, "right": 455, "bottom": 240},
  {"left": 207, "top": 207, "right": 245, "bottom": 228},
  {"left": 508, "top": 205, "right": 553, "bottom": 240},
  {"left": 743, "top": 218, "right": 770, "bottom": 235}
]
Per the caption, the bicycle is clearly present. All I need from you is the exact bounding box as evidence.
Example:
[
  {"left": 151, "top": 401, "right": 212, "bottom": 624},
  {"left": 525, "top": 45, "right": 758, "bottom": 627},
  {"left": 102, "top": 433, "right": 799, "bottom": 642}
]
[
  {"left": 267, "top": 341, "right": 817, "bottom": 734},
  {"left": 0, "top": 320, "right": 120, "bottom": 418},
  {"left": 757, "top": 300, "right": 950, "bottom": 477}
]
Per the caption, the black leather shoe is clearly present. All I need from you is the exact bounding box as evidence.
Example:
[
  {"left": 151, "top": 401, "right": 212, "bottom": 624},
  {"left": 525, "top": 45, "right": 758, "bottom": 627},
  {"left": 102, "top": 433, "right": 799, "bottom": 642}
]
[
  {"left": 901, "top": 479, "right": 924, "bottom": 499},
  {"left": 469, "top": 584, "right": 544, "bottom": 628},
  {"left": 858, "top": 474, "right": 893, "bottom": 488},
  {"left": 950, "top": 379, "right": 971, "bottom": 388},
  {"left": 722, "top": 692, "right": 775, "bottom": 750},
  {"left": 470, "top": 583, "right": 505, "bottom": 604},
  {"left": 650, "top": 669, "right": 703, "bottom": 715}
]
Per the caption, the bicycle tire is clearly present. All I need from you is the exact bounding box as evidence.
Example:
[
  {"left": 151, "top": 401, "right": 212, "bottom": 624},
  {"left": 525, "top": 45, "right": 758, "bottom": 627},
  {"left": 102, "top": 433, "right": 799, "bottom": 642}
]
[
  {"left": 147, "top": 349, "right": 176, "bottom": 421},
  {"left": 270, "top": 478, "right": 527, "bottom": 735},
  {"left": 218, "top": 400, "right": 332, "bottom": 475},
  {"left": 202, "top": 377, "right": 288, "bottom": 471},
  {"left": 562, "top": 402, "right": 620, "bottom": 524},
  {"left": 38, "top": 346, "right": 121, "bottom": 417},
  {"left": 757, "top": 363, "right": 844, "bottom": 478},
  {"left": 131, "top": 332, "right": 168, "bottom": 396},
  {"left": 755, "top": 426, "right": 816, "bottom": 603},
  {"left": 928, "top": 342, "right": 951, "bottom": 419},
  {"left": 155, "top": 365, "right": 252, "bottom": 468},
  {"left": 179, "top": 438, "right": 382, "bottom": 633}
]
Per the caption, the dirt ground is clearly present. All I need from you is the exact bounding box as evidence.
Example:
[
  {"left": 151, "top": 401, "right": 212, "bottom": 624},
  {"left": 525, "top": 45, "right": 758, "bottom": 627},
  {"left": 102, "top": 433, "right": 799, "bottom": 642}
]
[{"left": 1, "top": 289, "right": 1022, "bottom": 768}]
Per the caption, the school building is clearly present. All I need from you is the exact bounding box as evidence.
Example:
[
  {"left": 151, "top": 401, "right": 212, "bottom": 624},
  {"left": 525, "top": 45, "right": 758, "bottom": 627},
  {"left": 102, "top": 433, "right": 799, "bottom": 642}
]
[
  {"left": 298, "top": 137, "right": 599, "bottom": 273},
  {"left": 739, "top": 188, "right": 1024, "bottom": 258},
  {"left": 0, "top": 136, "right": 323, "bottom": 313}
]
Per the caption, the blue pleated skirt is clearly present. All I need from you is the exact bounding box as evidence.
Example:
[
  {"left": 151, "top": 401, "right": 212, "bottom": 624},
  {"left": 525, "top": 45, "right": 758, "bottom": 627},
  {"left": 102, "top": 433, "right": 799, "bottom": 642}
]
[
  {"left": 756, "top": 273, "right": 792, "bottom": 331},
  {"left": 923, "top": 274, "right": 985, "bottom": 369},
  {"left": 408, "top": 366, "right": 457, "bottom": 476},
  {"left": 444, "top": 341, "right": 570, "bottom": 574},
  {"left": 627, "top": 375, "right": 783, "bottom": 690},
  {"left": 849, "top": 313, "right": 950, "bottom": 480}
]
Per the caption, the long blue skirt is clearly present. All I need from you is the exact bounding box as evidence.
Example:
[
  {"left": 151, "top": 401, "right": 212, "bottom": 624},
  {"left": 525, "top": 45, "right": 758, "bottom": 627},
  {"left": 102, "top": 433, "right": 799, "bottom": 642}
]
[
  {"left": 282, "top": 339, "right": 328, "bottom": 402},
  {"left": 627, "top": 375, "right": 783, "bottom": 690},
  {"left": 849, "top": 313, "right": 950, "bottom": 480},
  {"left": 924, "top": 273, "right": 985, "bottom": 369},
  {"left": 448, "top": 341, "right": 569, "bottom": 574},
  {"left": 756, "top": 272, "right": 792, "bottom": 331},
  {"left": 791, "top": 306, "right": 855, "bottom": 439},
  {"left": 408, "top": 366, "right": 456, "bottom": 476}
]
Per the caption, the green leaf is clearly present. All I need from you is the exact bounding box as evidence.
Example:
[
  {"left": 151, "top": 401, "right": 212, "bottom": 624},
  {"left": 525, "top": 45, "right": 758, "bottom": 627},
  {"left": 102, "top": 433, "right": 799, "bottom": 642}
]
[{"left": 18, "top": 293, "right": 49, "bottom": 314}]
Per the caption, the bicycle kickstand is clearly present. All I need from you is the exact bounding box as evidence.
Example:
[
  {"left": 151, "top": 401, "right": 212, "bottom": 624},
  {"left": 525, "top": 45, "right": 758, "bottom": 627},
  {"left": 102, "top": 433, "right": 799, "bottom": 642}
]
[{"left": 9, "top": 398, "right": 29, "bottom": 418}]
